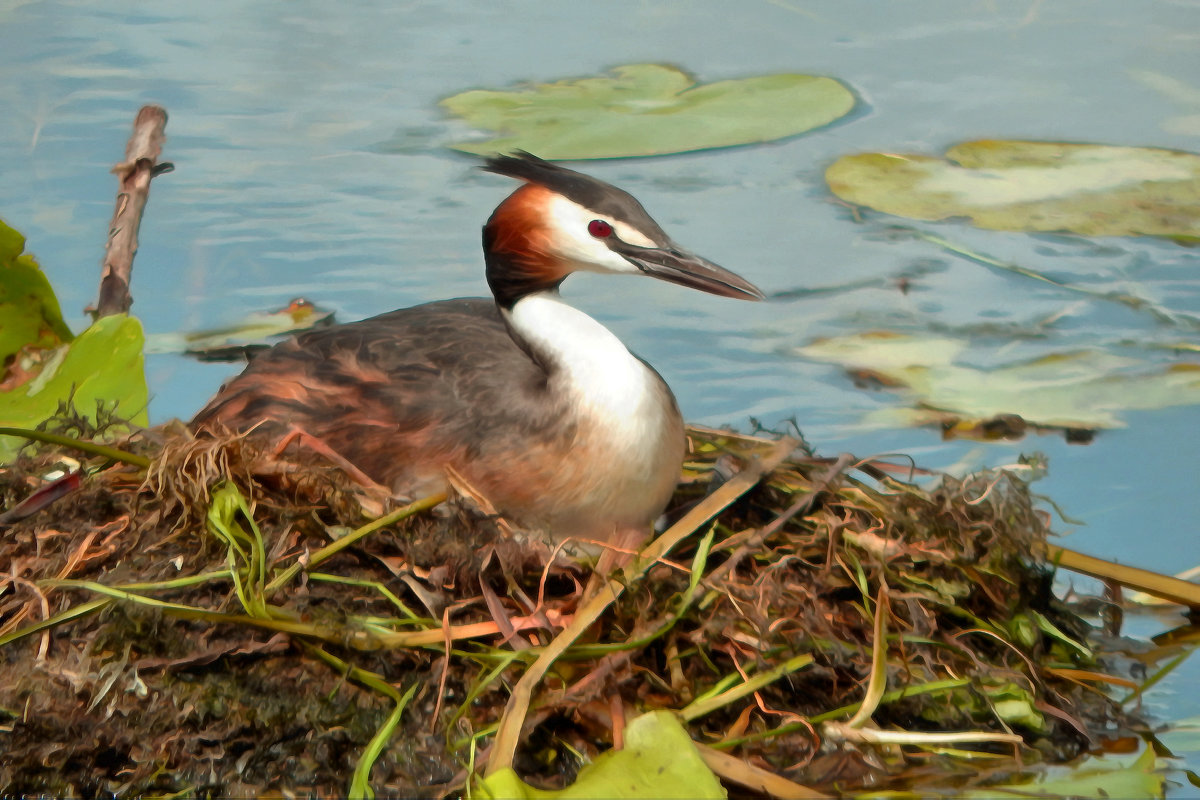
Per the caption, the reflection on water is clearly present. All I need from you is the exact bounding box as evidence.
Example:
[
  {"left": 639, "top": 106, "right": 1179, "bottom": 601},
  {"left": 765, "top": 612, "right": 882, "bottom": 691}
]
[{"left": 2, "top": 0, "right": 1198, "bottom": 774}]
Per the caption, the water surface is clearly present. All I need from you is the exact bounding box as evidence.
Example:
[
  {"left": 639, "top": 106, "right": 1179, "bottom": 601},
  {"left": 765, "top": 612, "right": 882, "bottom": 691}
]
[{"left": 2, "top": 0, "right": 1198, "bottom": 786}]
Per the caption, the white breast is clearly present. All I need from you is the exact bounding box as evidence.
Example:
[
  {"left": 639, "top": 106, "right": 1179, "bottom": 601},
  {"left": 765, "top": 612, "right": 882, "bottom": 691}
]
[
  {"left": 507, "top": 291, "right": 665, "bottom": 437},
  {"left": 504, "top": 290, "right": 684, "bottom": 533}
]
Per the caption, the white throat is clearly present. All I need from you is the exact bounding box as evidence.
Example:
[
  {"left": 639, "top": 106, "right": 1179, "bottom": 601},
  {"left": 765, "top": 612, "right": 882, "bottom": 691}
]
[
  {"left": 505, "top": 290, "right": 663, "bottom": 426},
  {"left": 502, "top": 289, "right": 685, "bottom": 538}
]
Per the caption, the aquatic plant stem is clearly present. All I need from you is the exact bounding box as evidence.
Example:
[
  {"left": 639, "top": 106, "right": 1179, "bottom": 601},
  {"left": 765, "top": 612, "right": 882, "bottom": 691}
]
[
  {"left": 1046, "top": 544, "right": 1200, "bottom": 609},
  {"left": 0, "top": 426, "right": 150, "bottom": 467},
  {"left": 911, "top": 227, "right": 1200, "bottom": 332},
  {"left": 679, "top": 654, "right": 814, "bottom": 722},
  {"left": 263, "top": 491, "right": 447, "bottom": 597},
  {"left": 847, "top": 586, "right": 889, "bottom": 729},
  {"left": 349, "top": 686, "right": 416, "bottom": 800},
  {"left": 0, "top": 597, "right": 112, "bottom": 647}
]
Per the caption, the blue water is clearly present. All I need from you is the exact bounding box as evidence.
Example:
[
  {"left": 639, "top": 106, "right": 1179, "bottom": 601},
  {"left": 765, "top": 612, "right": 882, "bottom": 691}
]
[{"left": 3, "top": 0, "right": 1198, "bottom": 788}]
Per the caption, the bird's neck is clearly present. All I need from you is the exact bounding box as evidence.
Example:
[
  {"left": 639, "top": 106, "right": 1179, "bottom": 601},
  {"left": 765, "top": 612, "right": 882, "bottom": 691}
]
[
  {"left": 483, "top": 190, "right": 564, "bottom": 308},
  {"left": 503, "top": 290, "right": 660, "bottom": 420}
]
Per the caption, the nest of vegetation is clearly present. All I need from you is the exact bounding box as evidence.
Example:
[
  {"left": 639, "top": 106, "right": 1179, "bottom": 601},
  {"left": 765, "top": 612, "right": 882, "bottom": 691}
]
[{"left": 0, "top": 421, "right": 1148, "bottom": 798}]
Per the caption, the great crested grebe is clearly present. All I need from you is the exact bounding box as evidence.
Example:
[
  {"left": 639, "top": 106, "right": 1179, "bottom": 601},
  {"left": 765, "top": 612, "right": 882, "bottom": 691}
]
[{"left": 192, "top": 152, "right": 763, "bottom": 550}]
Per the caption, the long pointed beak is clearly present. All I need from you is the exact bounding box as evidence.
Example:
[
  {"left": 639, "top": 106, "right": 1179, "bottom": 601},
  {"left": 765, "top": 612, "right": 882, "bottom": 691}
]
[{"left": 613, "top": 241, "right": 765, "bottom": 301}]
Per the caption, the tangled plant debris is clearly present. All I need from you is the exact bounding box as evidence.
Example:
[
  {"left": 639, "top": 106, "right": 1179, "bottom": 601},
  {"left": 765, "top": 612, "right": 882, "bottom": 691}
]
[{"left": 0, "top": 421, "right": 1166, "bottom": 798}]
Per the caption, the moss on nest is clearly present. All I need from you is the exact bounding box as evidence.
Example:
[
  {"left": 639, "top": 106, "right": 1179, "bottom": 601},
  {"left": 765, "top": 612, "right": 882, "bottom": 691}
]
[{"left": 0, "top": 423, "right": 1149, "bottom": 797}]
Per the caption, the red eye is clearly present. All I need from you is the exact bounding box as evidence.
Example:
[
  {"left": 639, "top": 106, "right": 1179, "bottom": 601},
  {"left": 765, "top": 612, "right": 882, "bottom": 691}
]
[{"left": 588, "top": 219, "right": 614, "bottom": 238}]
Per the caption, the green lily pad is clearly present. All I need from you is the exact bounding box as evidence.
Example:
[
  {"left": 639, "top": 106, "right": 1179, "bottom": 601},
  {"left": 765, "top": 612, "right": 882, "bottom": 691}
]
[
  {"left": 0, "top": 314, "right": 148, "bottom": 462},
  {"left": 145, "top": 297, "right": 334, "bottom": 361},
  {"left": 825, "top": 141, "right": 1200, "bottom": 239},
  {"left": 965, "top": 747, "right": 1164, "bottom": 799},
  {"left": 797, "top": 331, "right": 1200, "bottom": 439},
  {"left": 439, "top": 63, "right": 855, "bottom": 160},
  {"left": 0, "top": 219, "right": 74, "bottom": 367},
  {"left": 478, "top": 711, "right": 724, "bottom": 799}
]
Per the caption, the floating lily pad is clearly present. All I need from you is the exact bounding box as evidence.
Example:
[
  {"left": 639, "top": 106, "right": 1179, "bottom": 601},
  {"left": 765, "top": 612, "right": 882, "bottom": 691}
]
[
  {"left": 479, "top": 711, "right": 724, "bottom": 799},
  {"left": 797, "top": 331, "right": 1200, "bottom": 440},
  {"left": 825, "top": 141, "right": 1200, "bottom": 239},
  {"left": 440, "top": 63, "right": 855, "bottom": 160},
  {"left": 0, "top": 314, "right": 148, "bottom": 462},
  {"left": 0, "top": 219, "right": 73, "bottom": 367},
  {"left": 964, "top": 747, "right": 1164, "bottom": 799},
  {"left": 145, "top": 297, "right": 334, "bottom": 362}
]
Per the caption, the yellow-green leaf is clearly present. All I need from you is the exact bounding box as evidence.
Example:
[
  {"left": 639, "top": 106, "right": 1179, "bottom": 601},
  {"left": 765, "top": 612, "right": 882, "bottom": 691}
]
[
  {"left": 826, "top": 141, "right": 1200, "bottom": 239},
  {"left": 0, "top": 314, "right": 148, "bottom": 462},
  {"left": 0, "top": 218, "right": 73, "bottom": 367}
]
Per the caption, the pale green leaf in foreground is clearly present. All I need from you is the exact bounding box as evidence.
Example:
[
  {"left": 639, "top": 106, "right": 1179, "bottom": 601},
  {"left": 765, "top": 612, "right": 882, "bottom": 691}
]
[
  {"left": 797, "top": 331, "right": 1200, "bottom": 436},
  {"left": 0, "top": 314, "right": 149, "bottom": 462},
  {"left": 825, "top": 141, "right": 1200, "bottom": 239},
  {"left": 0, "top": 219, "right": 74, "bottom": 364},
  {"left": 478, "top": 710, "right": 724, "bottom": 799},
  {"left": 439, "top": 63, "right": 855, "bottom": 160}
]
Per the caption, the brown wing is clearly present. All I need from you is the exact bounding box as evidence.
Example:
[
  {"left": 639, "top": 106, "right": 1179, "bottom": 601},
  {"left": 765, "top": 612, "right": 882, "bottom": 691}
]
[{"left": 191, "top": 298, "right": 570, "bottom": 489}]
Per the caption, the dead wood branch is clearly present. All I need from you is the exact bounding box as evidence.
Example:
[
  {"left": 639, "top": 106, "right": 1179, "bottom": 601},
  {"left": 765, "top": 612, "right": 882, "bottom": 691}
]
[{"left": 94, "top": 104, "right": 170, "bottom": 318}]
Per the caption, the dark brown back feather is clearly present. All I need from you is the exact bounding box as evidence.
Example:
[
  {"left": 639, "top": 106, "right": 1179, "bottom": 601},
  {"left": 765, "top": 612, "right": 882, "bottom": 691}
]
[{"left": 191, "top": 298, "right": 571, "bottom": 490}]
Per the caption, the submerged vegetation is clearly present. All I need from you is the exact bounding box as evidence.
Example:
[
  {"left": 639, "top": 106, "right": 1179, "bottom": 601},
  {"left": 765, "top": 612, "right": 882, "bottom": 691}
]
[{"left": 0, "top": 421, "right": 1176, "bottom": 797}]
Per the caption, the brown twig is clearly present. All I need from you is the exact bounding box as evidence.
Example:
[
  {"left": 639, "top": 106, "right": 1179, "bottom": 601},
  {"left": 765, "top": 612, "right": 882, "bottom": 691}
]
[
  {"left": 700, "top": 452, "right": 852, "bottom": 595},
  {"left": 95, "top": 105, "right": 171, "bottom": 318},
  {"left": 695, "top": 742, "right": 831, "bottom": 800},
  {"left": 1045, "top": 544, "right": 1200, "bottom": 610}
]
